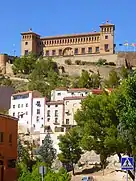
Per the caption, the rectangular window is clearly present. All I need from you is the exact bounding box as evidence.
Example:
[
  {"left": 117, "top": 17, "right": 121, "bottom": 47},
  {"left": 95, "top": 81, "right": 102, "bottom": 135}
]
[
  {"left": 55, "top": 110, "right": 58, "bottom": 117},
  {"left": 81, "top": 48, "right": 85, "bottom": 54},
  {"left": 0, "top": 132, "right": 3, "bottom": 143},
  {"left": 59, "top": 49, "right": 62, "bottom": 55},
  {"left": 20, "top": 114, "right": 23, "bottom": 118},
  {"left": 57, "top": 92, "right": 61, "bottom": 96},
  {"left": 25, "top": 42, "right": 28, "bottom": 45},
  {"left": 74, "top": 48, "right": 78, "bottom": 55},
  {"left": 36, "top": 101, "right": 41, "bottom": 107},
  {"left": 55, "top": 117, "right": 58, "bottom": 123},
  {"left": 66, "top": 119, "right": 69, "bottom": 125},
  {"left": 36, "top": 116, "right": 39, "bottom": 122},
  {"left": 52, "top": 50, "right": 56, "bottom": 56},
  {"left": 104, "top": 44, "right": 109, "bottom": 52},
  {"left": 46, "top": 50, "right": 49, "bottom": 56},
  {"left": 105, "top": 35, "right": 108, "bottom": 39},
  {"left": 9, "top": 134, "right": 12, "bottom": 143},
  {"left": 26, "top": 111, "right": 28, "bottom": 115},
  {"left": 37, "top": 109, "right": 40, "bottom": 114},
  {"left": 24, "top": 50, "right": 29, "bottom": 55},
  {"left": 88, "top": 47, "right": 92, "bottom": 53},
  {"left": 47, "top": 110, "right": 50, "bottom": 117},
  {"left": 21, "top": 104, "right": 23, "bottom": 108},
  {"left": 26, "top": 103, "right": 28, "bottom": 107},
  {"left": 47, "top": 118, "right": 50, "bottom": 122},
  {"left": 8, "top": 159, "right": 16, "bottom": 168},
  {"left": 13, "top": 112, "right": 15, "bottom": 117},
  {"left": 55, "top": 105, "right": 58, "bottom": 107},
  {"left": 13, "top": 105, "right": 15, "bottom": 108},
  {"left": 48, "top": 105, "right": 50, "bottom": 108},
  {"left": 18, "top": 104, "right": 20, "bottom": 108},
  {"left": 95, "top": 47, "right": 99, "bottom": 53},
  {"left": 42, "top": 140, "right": 44, "bottom": 144}
]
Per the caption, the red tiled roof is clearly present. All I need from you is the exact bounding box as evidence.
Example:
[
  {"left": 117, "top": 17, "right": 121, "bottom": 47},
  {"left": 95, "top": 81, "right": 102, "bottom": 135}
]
[
  {"left": 91, "top": 88, "right": 113, "bottom": 95},
  {"left": 64, "top": 96, "right": 86, "bottom": 100},
  {"left": 68, "top": 88, "right": 90, "bottom": 92},
  {"left": 46, "top": 101, "right": 64, "bottom": 105},
  {"left": 41, "top": 32, "right": 100, "bottom": 40},
  {"left": 12, "top": 91, "right": 33, "bottom": 96}
]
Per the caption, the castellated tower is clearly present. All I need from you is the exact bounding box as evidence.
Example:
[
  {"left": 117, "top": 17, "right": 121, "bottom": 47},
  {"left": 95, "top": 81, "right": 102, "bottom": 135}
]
[
  {"left": 0, "top": 54, "right": 8, "bottom": 74},
  {"left": 21, "top": 28, "right": 43, "bottom": 56},
  {"left": 99, "top": 21, "right": 115, "bottom": 54}
]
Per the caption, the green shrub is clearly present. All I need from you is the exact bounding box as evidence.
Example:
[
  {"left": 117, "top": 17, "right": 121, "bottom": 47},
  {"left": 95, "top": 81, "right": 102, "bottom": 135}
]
[
  {"left": 108, "top": 62, "right": 116, "bottom": 66},
  {"left": 96, "top": 58, "right": 107, "bottom": 66},
  {"left": 65, "top": 59, "right": 72, "bottom": 65},
  {"left": 75, "top": 60, "right": 81, "bottom": 65}
]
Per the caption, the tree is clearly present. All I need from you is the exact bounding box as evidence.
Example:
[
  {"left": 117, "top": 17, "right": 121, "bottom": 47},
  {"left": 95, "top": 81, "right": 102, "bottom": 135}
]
[
  {"left": 104, "top": 69, "right": 120, "bottom": 88},
  {"left": 17, "top": 137, "right": 30, "bottom": 163},
  {"left": 75, "top": 73, "right": 136, "bottom": 180},
  {"left": 90, "top": 72, "right": 101, "bottom": 88},
  {"left": 58, "top": 128, "right": 82, "bottom": 175},
  {"left": 78, "top": 70, "right": 91, "bottom": 88},
  {"left": 119, "top": 66, "right": 129, "bottom": 79},
  {"left": 28, "top": 58, "right": 70, "bottom": 97},
  {"left": 0, "top": 75, "right": 12, "bottom": 86},
  {"left": 74, "top": 93, "right": 122, "bottom": 169},
  {"left": 38, "top": 133, "right": 56, "bottom": 167},
  {"left": 12, "top": 53, "right": 37, "bottom": 74}
]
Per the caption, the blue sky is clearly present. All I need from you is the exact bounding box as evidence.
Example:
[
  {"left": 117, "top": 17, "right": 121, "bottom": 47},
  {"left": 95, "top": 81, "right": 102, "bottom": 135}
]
[{"left": 0, "top": 0, "right": 136, "bottom": 55}]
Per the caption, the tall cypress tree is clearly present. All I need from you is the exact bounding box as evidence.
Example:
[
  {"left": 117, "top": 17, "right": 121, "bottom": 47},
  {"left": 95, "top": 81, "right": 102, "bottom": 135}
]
[{"left": 38, "top": 133, "right": 56, "bottom": 167}]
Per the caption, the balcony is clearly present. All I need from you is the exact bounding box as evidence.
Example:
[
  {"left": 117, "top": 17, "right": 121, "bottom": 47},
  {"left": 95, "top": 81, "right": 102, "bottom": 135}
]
[{"left": 53, "top": 122, "right": 60, "bottom": 125}]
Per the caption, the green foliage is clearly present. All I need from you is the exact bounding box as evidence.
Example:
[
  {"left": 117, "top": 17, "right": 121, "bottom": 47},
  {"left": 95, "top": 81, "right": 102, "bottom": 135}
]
[
  {"left": 18, "top": 161, "right": 71, "bottom": 181},
  {"left": 78, "top": 70, "right": 101, "bottom": 88},
  {"left": 104, "top": 69, "right": 120, "bottom": 88},
  {"left": 96, "top": 58, "right": 107, "bottom": 66},
  {"left": 17, "top": 137, "right": 30, "bottom": 163},
  {"left": 108, "top": 62, "right": 116, "bottom": 66},
  {"left": 58, "top": 128, "right": 82, "bottom": 175},
  {"left": 74, "top": 73, "right": 136, "bottom": 179},
  {"left": 65, "top": 59, "right": 72, "bottom": 65},
  {"left": 12, "top": 53, "right": 37, "bottom": 74},
  {"left": 38, "top": 133, "right": 56, "bottom": 167},
  {"left": 119, "top": 66, "right": 129, "bottom": 79},
  {"left": 75, "top": 60, "right": 81, "bottom": 65},
  {"left": 28, "top": 58, "right": 70, "bottom": 97},
  {"left": 0, "top": 75, "right": 12, "bottom": 86},
  {"left": 74, "top": 93, "right": 123, "bottom": 167}
]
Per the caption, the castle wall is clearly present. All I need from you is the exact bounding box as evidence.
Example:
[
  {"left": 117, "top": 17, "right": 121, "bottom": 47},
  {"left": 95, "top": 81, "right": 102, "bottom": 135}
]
[{"left": 0, "top": 54, "right": 8, "bottom": 74}]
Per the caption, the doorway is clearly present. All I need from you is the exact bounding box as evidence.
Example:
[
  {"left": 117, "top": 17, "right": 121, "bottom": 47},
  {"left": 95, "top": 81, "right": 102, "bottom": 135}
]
[{"left": 0, "top": 160, "right": 4, "bottom": 181}]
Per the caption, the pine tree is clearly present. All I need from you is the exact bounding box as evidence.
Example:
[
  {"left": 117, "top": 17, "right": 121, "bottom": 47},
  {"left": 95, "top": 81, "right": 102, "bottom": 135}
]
[
  {"left": 38, "top": 133, "right": 56, "bottom": 167},
  {"left": 17, "top": 137, "right": 30, "bottom": 163}
]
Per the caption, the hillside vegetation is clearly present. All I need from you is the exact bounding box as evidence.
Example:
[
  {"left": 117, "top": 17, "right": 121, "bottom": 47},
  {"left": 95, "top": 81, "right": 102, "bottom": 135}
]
[{"left": 0, "top": 54, "right": 131, "bottom": 98}]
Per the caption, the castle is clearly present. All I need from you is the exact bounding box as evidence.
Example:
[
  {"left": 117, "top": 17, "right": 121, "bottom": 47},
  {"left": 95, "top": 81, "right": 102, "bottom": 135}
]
[{"left": 21, "top": 21, "right": 115, "bottom": 57}]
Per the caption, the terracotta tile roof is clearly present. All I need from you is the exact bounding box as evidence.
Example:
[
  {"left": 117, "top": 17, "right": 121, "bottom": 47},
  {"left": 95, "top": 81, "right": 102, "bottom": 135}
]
[
  {"left": 12, "top": 91, "right": 33, "bottom": 96},
  {"left": 91, "top": 88, "right": 113, "bottom": 95},
  {"left": 41, "top": 32, "right": 100, "bottom": 40},
  {"left": 68, "top": 88, "right": 90, "bottom": 92},
  {"left": 46, "top": 101, "right": 64, "bottom": 105},
  {"left": 54, "top": 87, "right": 90, "bottom": 92},
  {"left": 64, "top": 96, "right": 86, "bottom": 100}
]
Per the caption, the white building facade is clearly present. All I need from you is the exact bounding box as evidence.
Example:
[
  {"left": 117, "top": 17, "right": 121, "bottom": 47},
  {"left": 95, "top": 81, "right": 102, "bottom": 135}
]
[{"left": 9, "top": 88, "right": 108, "bottom": 153}]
